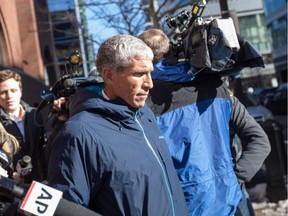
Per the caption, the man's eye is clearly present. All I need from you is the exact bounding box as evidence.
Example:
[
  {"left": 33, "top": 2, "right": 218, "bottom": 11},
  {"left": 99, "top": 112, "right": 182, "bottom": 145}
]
[
  {"left": 11, "top": 89, "right": 18, "bottom": 93},
  {"left": 133, "top": 72, "right": 144, "bottom": 77}
]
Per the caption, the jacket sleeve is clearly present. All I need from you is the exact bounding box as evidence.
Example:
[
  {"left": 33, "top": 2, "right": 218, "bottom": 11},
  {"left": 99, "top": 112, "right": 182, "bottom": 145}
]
[
  {"left": 230, "top": 95, "right": 271, "bottom": 183},
  {"left": 47, "top": 121, "right": 100, "bottom": 207}
]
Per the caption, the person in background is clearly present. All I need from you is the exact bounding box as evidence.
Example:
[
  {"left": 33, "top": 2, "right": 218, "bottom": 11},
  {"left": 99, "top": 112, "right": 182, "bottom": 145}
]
[
  {"left": 0, "top": 69, "right": 46, "bottom": 183},
  {"left": 0, "top": 122, "right": 20, "bottom": 177},
  {"left": 139, "top": 28, "right": 271, "bottom": 216},
  {"left": 47, "top": 34, "right": 188, "bottom": 215},
  {"left": 138, "top": 28, "right": 170, "bottom": 64}
]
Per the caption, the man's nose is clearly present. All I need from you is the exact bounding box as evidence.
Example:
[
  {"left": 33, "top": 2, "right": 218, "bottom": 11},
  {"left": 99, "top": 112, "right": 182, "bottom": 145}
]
[
  {"left": 6, "top": 91, "right": 13, "bottom": 98},
  {"left": 144, "top": 74, "right": 153, "bottom": 89}
]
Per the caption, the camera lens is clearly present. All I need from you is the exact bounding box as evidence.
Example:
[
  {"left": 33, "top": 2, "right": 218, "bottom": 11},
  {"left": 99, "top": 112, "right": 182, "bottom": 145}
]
[{"left": 166, "top": 16, "right": 177, "bottom": 28}]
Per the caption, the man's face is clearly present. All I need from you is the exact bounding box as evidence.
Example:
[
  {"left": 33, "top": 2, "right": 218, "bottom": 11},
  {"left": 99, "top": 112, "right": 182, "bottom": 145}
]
[
  {"left": 109, "top": 58, "right": 154, "bottom": 108},
  {"left": 0, "top": 78, "right": 22, "bottom": 113}
]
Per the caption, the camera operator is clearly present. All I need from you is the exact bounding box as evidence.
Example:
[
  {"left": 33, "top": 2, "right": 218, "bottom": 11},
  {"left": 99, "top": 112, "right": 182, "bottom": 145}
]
[{"left": 140, "top": 28, "right": 271, "bottom": 216}]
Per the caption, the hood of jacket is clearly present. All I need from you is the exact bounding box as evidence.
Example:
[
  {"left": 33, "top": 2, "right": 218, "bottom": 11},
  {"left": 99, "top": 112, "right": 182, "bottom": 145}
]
[
  {"left": 68, "top": 84, "right": 140, "bottom": 122},
  {"left": 152, "top": 60, "right": 196, "bottom": 83}
]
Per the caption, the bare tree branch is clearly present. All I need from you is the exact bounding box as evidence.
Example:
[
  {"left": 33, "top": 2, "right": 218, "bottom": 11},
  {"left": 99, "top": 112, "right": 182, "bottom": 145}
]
[{"left": 46, "top": 0, "right": 200, "bottom": 50}]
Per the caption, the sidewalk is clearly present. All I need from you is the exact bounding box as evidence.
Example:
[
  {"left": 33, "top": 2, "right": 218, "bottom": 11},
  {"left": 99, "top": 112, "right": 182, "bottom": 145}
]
[
  {"left": 247, "top": 183, "right": 287, "bottom": 216},
  {"left": 253, "top": 199, "right": 288, "bottom": 216},
  {"left": 249, "top": 115, "right": 288, "bottom": 215}
]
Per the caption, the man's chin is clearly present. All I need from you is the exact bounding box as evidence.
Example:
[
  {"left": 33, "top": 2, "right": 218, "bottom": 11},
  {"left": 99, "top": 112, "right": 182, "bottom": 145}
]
[
  {"left": 6, "top": 106, "right": 17, "bottom": 113},
  {"left": 132, "top": 101, "right": 145, "bottom": 108}
]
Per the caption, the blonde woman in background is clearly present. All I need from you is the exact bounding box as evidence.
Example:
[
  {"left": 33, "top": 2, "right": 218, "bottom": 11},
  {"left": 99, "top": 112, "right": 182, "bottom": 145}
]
[{"left": 0, "top": 122, "right": 20, "bottom": 178}]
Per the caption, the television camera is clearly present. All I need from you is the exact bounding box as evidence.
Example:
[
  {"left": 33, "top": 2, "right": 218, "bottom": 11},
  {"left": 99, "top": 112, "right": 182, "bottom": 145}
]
[
  {"left": 165, "top": 0, "right": 206, "bottom": 59},
  {"left": 35, "top": 51, "right": 99, "bottom": 122},
  {"left": 165, "top": 0, "right": 245, "bottom": 74}
]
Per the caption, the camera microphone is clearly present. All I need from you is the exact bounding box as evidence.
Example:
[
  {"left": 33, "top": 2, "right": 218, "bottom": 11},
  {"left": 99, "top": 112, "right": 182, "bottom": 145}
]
[
  {"left": 63, "top": 78, "right": 75, "bottom": 88},
  {"left": 64, "top": 77, "right": 91, "bottom": 88}
]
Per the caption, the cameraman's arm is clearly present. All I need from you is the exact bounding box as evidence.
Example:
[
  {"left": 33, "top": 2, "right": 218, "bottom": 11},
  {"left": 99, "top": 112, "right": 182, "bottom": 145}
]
[
  {"left": 44, "top": 97, "right": 68, "bottom": 170},
  {"left": 230, "top": 95, "right": 271, "bottom": 183}
]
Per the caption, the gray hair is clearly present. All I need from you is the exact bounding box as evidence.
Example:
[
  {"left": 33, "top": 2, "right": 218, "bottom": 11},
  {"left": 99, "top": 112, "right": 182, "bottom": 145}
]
[{"left": 96, "top": 35, "right": 154, "bottom": 73}]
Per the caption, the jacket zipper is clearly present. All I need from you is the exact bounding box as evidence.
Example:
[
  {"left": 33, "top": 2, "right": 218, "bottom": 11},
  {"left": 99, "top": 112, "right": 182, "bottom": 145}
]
[{"left": 135, "top": 116, "right": 175, "bottom": 216}]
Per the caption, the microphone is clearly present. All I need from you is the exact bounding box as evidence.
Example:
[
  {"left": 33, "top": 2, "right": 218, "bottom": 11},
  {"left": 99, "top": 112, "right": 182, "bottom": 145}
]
[
  {"left": 21, "top": 181, "right": 102, "bottom": 216},
  {"left": 54, "top": 199, "right": 101, "bottom": 216},
  {"left": 0, "top": 173, "right": 27, "bottom": 200},
  {"left": 0, "top": 176, "right": 101, "bottom": 216},
  {"left": 16, "top": 155, "right": 33, "bottom": 177},
  {"left": 63, "top": 78, "right": 75, "bottom": 88},
  {"left": 63, "top": 77, "right": 91, "bottom": 88}
]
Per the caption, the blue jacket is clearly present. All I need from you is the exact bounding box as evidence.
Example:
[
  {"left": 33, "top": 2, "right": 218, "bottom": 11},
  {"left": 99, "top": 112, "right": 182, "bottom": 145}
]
[
  {"left": 146, "top": 62, "right": 243, "bottom": 216},
  {"left": 47, "top": 87, "right": 188, "bottom": 216}
]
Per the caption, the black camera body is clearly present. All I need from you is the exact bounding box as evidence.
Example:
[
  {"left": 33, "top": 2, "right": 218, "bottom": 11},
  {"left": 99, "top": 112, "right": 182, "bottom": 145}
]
[
  {"left": 165, "top": 1, "right": 206, "bottom": 60},
  {"left": 165, "top": 0, "right": 241, "bottom": 74},
  {"left": 35, "top": 51, "right": 98, "bottom": 118},
  {"left": 166, "top": 10, "right": 190, "bottom": 29}
]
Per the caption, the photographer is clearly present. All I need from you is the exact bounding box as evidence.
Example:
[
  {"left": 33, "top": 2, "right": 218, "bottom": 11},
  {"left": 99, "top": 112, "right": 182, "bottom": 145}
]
[{"left": 140, "top": 28, "right": 271, "bottom": 216}]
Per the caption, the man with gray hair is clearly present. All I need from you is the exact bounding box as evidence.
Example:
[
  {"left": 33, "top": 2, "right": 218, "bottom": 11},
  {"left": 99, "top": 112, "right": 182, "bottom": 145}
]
[{"left": 47, "top": 34, "right": 187, "bottom": 215}]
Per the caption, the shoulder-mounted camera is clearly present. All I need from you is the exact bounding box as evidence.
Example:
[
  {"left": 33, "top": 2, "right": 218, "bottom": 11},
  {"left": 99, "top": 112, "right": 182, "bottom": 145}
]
[{"left": 164, "top": 0, "right": 264, "bottom": 76}]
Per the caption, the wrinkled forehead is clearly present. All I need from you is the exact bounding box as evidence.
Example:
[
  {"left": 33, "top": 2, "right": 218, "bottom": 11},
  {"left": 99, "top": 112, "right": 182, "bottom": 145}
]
[{"left": 117, "top": 57, "right": 153, "bottom": 72}]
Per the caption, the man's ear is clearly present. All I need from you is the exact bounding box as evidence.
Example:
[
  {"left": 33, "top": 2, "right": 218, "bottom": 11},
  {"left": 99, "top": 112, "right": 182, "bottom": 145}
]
[{"left": 101, "top": 67, "right": 114, "bottom": 84}]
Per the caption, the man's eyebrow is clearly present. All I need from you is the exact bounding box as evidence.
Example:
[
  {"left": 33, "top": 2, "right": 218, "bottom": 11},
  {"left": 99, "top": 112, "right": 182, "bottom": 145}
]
[
  {"left": 133, "top": 71, "right": 145, "bottom": 73},
  {"left": 131, "top": 69, "right": 151, "bottom": 73}
]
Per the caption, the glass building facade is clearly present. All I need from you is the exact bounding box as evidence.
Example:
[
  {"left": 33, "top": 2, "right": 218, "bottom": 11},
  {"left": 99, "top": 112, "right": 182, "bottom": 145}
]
[
  {"left": 238, "top": 14, "right": 272, "bottom": 53},
  {"left": 196, "top": 0, "right": 277, "bottom": 88},
  {"left": 262, "top": 0, "right": 286, "bottom": 15},
  {"left": 262, "top": 0, "right": 287, "bottom": 82},
  {"left": 48, "top": 0, "right": 94, "bottom": 76}
]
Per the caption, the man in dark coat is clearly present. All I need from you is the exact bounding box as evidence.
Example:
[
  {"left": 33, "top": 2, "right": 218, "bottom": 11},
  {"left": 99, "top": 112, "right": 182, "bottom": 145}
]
[{"left": 47, "top": 35, "right": 188, "bottom": 216}]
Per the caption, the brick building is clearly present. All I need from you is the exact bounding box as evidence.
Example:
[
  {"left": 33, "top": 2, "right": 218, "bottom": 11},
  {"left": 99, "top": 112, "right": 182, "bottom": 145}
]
[{"left": 0, "top": 0, "right": 56, "bottom": 105}]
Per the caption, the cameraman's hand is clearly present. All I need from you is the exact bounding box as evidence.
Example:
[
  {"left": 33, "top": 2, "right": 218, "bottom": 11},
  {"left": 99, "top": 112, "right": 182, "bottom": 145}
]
[
  {"left": 53, "top": 97, "right": 68, "bottom": 122},
  {"left": 12, "top": 172, "right": 24, "bottom": 184}
]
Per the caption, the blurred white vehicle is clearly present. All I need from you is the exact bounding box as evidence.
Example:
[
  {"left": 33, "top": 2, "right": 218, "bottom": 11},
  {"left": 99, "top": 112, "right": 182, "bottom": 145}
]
[{"left": 244, "top": 93, "right": 274, "bottom": 124}]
